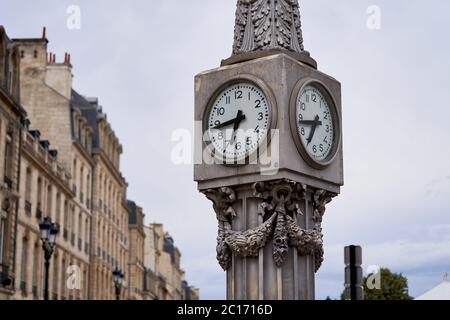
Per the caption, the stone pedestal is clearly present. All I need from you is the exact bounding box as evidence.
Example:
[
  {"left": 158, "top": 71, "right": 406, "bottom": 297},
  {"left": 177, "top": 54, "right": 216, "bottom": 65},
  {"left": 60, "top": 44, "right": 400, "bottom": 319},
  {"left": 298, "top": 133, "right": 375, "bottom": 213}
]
[{"left": 203, "top": 180, "right": 335, "bottom": 300}]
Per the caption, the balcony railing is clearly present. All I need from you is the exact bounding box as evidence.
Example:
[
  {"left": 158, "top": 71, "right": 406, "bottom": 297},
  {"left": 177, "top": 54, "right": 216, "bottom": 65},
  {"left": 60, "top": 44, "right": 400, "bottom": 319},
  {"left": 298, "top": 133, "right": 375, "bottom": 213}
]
[{"left": 25, "top": 201, "right": 32, "bottom": 216}]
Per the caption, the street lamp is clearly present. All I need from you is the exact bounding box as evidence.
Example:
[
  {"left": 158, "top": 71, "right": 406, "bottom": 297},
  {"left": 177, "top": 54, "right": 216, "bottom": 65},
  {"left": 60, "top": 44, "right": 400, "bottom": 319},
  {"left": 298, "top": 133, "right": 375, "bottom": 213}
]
[
  {"left": 39, "top": 217, "right": 59, "bottom": 300},
  {"left": 112, "top": 268, "right": 124, "bottom": 300}
]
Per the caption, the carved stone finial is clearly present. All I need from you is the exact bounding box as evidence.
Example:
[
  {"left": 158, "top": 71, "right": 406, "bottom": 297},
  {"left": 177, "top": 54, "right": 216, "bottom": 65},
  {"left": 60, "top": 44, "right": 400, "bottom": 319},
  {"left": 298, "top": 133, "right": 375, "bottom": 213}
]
[{"left": 233, "top": 0, "right": 305, "bottom": 56}]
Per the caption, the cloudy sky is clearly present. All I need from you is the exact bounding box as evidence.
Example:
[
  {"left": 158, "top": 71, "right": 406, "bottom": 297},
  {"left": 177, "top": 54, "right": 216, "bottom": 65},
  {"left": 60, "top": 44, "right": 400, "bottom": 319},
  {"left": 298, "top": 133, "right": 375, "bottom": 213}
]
[{"left": 1, "top": 0, "right": 450, "bottom": 299}]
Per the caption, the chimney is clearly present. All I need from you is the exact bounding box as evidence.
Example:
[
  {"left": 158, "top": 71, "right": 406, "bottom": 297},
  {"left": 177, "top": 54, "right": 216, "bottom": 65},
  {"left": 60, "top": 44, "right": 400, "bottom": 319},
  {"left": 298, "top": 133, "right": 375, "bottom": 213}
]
[
  {"left": 64, "top": 52, "right": 68, "bottom": 64},
  {"left": 42, "top": 26, "right": 47, "bottom": 39}
]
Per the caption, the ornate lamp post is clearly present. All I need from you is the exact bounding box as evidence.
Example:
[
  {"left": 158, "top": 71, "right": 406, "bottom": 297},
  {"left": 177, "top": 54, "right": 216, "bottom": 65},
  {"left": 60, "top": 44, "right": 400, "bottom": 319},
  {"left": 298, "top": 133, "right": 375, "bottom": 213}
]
[
  {"left": 112, "top": 268, "right": 124, "bottom": 300},
  {"left": 39, "top": 217, "right": 59, "bottom": 300}
]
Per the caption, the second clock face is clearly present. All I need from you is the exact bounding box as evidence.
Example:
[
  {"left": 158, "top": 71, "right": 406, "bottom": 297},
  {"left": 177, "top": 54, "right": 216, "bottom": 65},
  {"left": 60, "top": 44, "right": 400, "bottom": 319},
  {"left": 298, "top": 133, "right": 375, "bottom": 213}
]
[
  {"left": 205, "top": 82, "right": 271, "bottom": 161},
  {"left": 296, "top": 85, "right": 335, "bottom": 162}
]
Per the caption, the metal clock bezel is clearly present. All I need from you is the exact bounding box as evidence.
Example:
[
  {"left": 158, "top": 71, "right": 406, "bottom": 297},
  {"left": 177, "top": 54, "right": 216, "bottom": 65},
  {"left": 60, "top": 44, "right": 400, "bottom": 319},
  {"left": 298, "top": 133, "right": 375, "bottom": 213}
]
[
  {"left": 289, "top": 79, "right": 341, "bottom": 170},
  {"left": 202, "top": 74, "right": 278, "bottom": 165}
]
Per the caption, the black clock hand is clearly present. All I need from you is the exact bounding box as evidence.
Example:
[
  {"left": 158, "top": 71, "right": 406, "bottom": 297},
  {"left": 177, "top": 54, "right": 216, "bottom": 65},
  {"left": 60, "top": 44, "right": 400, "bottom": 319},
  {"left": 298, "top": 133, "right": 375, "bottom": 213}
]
[
  {"left": 231, "top": 110, "right": 245, "bottom": 143},
  {"left": 306, "top": 115, "right": 321, "bottom": 146},
  {"left": 299, "top": 119, "right": 322, "bottom": 126},
  {"left": 212, "top": 111, "right": 246, "bottom": 130}
]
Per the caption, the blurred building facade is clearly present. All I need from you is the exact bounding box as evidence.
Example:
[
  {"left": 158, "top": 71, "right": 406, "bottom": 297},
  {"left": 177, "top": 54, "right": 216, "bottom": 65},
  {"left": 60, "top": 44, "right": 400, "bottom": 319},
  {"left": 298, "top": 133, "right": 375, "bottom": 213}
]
[
  {"left": 0, "top": 26, "right": 197, "bottom": 300},
  {"left": 143, "top": 224, "right": 199, "bottom": 300}
]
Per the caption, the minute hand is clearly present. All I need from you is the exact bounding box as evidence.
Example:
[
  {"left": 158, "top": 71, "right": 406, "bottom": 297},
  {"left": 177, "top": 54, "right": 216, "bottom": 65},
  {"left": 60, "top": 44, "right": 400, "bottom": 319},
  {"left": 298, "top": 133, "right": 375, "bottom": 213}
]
[{"left": 299, "top": 120, "right": 323, "bottom": 126}]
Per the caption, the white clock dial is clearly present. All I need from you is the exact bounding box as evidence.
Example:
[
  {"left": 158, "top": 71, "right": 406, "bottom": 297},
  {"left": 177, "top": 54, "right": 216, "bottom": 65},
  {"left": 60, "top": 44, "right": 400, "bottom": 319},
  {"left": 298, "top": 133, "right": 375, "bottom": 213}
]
[
  {"left": 296, "top": 85, "right": 335, "bottom": 162},
  {"left": 205, "top": 82, "right": 270, "bottom": 161}
]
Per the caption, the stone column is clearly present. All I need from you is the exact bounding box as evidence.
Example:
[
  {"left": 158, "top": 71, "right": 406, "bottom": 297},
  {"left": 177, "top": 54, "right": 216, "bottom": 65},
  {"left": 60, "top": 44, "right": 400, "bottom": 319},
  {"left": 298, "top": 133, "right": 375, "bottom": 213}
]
[{"left": 203, "top": 179, "right": 335, "bottom": 300}]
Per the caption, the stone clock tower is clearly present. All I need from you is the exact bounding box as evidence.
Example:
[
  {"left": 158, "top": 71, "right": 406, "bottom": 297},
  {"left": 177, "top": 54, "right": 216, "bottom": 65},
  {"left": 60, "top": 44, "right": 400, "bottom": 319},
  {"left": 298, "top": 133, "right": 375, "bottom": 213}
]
[{"left": 194, "top": 0, "right": 343, "bottom": 300}]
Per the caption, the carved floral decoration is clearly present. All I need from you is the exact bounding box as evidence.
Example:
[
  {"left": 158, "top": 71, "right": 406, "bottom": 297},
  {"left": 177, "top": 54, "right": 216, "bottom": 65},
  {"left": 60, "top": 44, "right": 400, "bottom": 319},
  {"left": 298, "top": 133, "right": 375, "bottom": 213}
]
[
  {"left": 233, "top": 0, "right": 305, "bottom": 55},
  {"left": 203, "top": 180, "right": 336, "bottom": 272}
]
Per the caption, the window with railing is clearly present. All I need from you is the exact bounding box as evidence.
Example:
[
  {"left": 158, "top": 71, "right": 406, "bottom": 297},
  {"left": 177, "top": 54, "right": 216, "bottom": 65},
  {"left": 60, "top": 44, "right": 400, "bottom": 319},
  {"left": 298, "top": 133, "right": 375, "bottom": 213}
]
[
  {"left": 25, "top": 201, "right": 32, "bottom": 216},
  {"left": 46, "top": 185, "right": 53, "bottom": 217},
  {"left": 36, "top": 177, "right": 42, "bottom": 219},
  {"left": 3, "top": 133, "right": 13, "bottom": 188},
  {"left": 0, "top": 209, "right": 8, "bottom": 266},
  {"left": 20, "top": 237, "right": 28, "bottom": 296},
  {"left": 36, "top": 202, "right": 42, "bottom": 219},
  {"left": 25, "top": 167, "right": 32, "bottom": 204},
  {"left": 32, "top": 243, "right": 39, "bottom": 296}
]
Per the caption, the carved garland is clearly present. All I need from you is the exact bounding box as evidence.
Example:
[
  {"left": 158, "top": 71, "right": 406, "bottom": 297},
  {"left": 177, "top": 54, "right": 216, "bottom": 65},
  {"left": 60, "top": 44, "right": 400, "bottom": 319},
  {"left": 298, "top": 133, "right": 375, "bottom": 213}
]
[
  {"left": 203, "top": 180, "right": 336, "bottom": 272},
  {"left": 233, "top": 0, "right": 305, "bottom": 55}
]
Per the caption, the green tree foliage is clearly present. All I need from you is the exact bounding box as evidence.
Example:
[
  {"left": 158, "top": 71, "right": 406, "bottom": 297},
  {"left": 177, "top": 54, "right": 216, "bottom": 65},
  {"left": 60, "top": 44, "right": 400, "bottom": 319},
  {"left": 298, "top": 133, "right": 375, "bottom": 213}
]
[{"left": 341, "top": 267, "right": 413, "bottom": 300}]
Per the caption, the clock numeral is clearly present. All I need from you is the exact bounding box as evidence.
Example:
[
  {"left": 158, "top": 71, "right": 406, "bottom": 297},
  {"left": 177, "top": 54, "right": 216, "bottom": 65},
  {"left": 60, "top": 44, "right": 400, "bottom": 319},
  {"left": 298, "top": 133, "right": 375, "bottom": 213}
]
[
  {"left": 218, "top": 107, "right": 225, "bottom": 116},
  {"left": 255, "top": 126, "right": 260, "bottom": 133},
  {"left": 313, "top": 145, "right": 317, "bottom": 154},
  {"left": 312, "top": 94, "right": 317, "bottom": 103},
  {"left": 235, "top": 142, "right": 242, "bottom": 151},
  {"left": 301, "top": 103, "right": 306, "bottom": 111},
  {"left": 301, "top": 127, "right": 305, "bottom": 136},
  {"left": 323, "top": 111, "right": 328, "bottom": 120},
  {"left": 246, "top": 137, "right": 252, "bottom": 145},
  {"left": 319, "top": 144, "right": 324, "bottom": 153},
  {"left": 248, "top": 92, "right": 251, "bottom": 100},
  {"left": 215, "top": 120, "right": 221, "bottom": 126},
  {"left": 255, "top": 100, "right": 262, "bottom": 108},
  {"left": 298, "top": 114, "right": 303, "bottom": 121},
  {"left": 235, "top": 90, "right": 243, "bottom": 100},
  {"left": 324, "top": 136, "right": 328, "bottom": 144},
  {"left": 218, "top": 132, "right": 224, "bottom": 140},
  {"left": 326, "top": 125, "right": 330, "bottom": 133},
  {"left": 226, "top": 96, "right": 231, "bottom": 104},
  {"left": 258, "top": 112, "right": 264, "bottom": 121},
  {"left": 306, "top": 95, "right": 310, "bottom": 103}
]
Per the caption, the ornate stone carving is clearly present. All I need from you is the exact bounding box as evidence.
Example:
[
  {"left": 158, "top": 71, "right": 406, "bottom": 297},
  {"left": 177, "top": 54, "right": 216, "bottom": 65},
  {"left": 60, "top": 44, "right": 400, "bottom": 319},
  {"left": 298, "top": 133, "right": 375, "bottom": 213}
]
[
  {"left": 203, "top": 187, "right": 236, "bottom": 270},
  {"left": 225, "top": 212, "right": 277, "bottom": 257},
  {"left": 203, "top": 180, "right": 336, "bottom": 272},
  {"left": 233, "top": 0, "right": 305, "bottom": 55}
]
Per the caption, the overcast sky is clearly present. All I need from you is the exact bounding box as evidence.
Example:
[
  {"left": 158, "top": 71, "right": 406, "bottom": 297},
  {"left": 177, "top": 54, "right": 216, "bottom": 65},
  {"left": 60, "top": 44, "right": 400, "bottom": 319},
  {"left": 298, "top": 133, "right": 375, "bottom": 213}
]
[{"left": 1, "top": 0, "right": 450, "bottom": 299}]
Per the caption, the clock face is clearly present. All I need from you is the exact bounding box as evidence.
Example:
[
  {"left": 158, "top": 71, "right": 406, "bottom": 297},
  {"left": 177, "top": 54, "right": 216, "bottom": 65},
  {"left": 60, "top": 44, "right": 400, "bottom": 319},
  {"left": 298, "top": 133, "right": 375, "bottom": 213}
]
[
  {"left": 296, "top": 84, "right": 336, "bottom": 162},
  {"left": 205, "top": 82, "right": 271, "bottom": 161}
]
